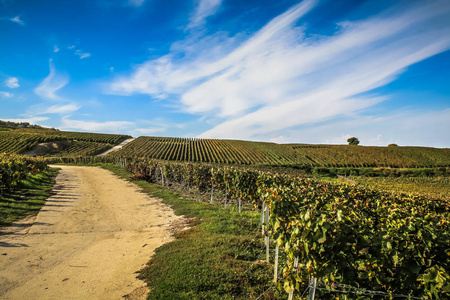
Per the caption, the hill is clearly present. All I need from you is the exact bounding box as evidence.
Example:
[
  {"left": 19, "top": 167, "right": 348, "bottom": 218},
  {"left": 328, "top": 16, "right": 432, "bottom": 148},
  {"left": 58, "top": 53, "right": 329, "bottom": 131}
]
[
  {"left": 1, "top": 120, "right": 448, "bottom": 167},
  {"left": 108, "top": 136, "right": 450, "bottom": 168},
  {"left": 0, "top": 123, "right": 131, "bottom": 157}
]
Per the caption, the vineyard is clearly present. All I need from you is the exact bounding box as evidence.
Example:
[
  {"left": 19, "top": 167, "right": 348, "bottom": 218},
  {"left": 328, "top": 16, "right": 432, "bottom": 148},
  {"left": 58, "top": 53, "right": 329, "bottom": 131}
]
[
  {"left": 354, "top": 176, "right": 450, "bottom": 200},
  {"left": 107, "top": 136, "right": 450, "bottom": 168},
  {"left": 49, "top": 156, "right": 450, "bottom": 299},
  {"left": 2, "top": 121, "right": 450, "bottom": 298},
  {"left": 289, "top": 144, "right": 450, "bottom": 168},
  {"left": 129, "top": 159, "right": 450, "bottom": 299},
  {"left": 0, "top": 153, "right": 47, "bottom": 191},
  {"left": 0, "top": 127, "right": 131, "bottom": 156}
]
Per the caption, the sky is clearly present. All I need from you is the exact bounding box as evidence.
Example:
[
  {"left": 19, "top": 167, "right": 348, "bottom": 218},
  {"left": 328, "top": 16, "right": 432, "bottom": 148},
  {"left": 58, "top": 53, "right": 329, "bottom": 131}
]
[{"left": 1, "top": 0, "right": 450, "bottom": 147}]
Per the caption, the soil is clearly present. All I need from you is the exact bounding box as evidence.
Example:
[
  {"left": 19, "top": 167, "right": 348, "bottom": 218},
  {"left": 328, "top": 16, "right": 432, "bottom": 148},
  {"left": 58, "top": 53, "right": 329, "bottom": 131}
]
[
  {"left": 0, "top": 165, "right": 184, "bottom": 300},
  {"left": 22, "top": 140, "right": 72, "bottom": 157},
  {"left": 98, "top": 138, "right": 135, "bottom": 156}
]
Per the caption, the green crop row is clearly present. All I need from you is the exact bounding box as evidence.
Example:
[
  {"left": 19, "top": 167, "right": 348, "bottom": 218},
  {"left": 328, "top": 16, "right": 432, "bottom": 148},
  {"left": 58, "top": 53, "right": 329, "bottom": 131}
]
[
  {"left": 0, "top": 128, "right": 130, "bottom": 155},
  {"left": 53, "top": 155, "right": 449, "bottom": 298},
  {"left": 0, "top": 153, "right": 48, "bottom": 191},
  {"left": 108, "top": 136, "right": 450, "bottom": 168}
]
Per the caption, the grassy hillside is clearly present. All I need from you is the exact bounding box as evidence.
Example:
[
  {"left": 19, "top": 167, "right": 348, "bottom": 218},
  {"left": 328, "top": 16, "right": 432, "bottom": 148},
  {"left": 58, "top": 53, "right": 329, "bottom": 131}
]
[
  {"left": 108, "top": 136, "right": 450, "bottom": 168},
  {"left": 0, "top": 126, "right": 131, "bottom": 156},
  {"left": 289, "top": 144, "right": 450, "bottom": 167},
  {"left": 1, "top": 120, "right": 448, "bottom": 167}
]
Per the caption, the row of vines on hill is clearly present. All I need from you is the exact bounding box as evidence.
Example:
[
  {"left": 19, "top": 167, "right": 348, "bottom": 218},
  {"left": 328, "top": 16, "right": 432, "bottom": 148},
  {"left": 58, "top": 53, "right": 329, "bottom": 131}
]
[
  {"left": 110, "top": 136, "right": 293, "bottom": 165},
  {"left": 110, "top": 136, "right": 450, "bottom": 168},
  {"left": 0, "top": 129, "right": 130, "bottom": 154},
  {"left": 50, "top": 156, "right": 450, "bottom": 298},
  {"left": 290, "top": 145, "right": 450, "bottom": 168},
  {"left": 0, "top": 153, "right": 47, "bottom": 191}
]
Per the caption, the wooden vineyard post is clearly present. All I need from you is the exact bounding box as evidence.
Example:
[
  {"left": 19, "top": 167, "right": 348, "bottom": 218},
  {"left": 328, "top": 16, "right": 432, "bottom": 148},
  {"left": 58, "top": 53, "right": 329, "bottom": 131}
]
[
  {"left": 210, "top": 185, "right": 214, "bottom": 203},
  {"left": 160, "top": 167, "right": 164, "bottom": 186},
  {"left": 238, "top": 197, "right": 241, "bottom": 214},
  {"left": 265, "top": 207, "right": 270, "bottom": 263},
  {"left": 261, "top": 202, "right": 265, "bottom": 235},
  {"left": 288, "top": 257, "right": 299, "bottom": 300},
  {"left": 308, "top": 278, "right": 317, "bottom": 300},
  {"left": 274, "top": 246, "right": 279, "bottom": 283}
]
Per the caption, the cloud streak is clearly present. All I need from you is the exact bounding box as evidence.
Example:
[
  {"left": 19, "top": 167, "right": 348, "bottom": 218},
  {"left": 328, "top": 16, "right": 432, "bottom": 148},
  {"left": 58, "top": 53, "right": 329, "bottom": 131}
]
[
  {"left": 188, "top": 0, "right": 222, "bottom": 29},
  {"left": 28, "top": 104, "right": 81, "bottom": 115},
  {"left": 110, "top": 0, "right": 450, "bottom": 141},
  {"left": 0, "top": 91, "right": 13, "bottom": 98},
  {"left": 61, "top": 116, "right": 134, "bottom": 133},
  {"left": 34, "top": 59, "right": 69, "bottom": 101}
]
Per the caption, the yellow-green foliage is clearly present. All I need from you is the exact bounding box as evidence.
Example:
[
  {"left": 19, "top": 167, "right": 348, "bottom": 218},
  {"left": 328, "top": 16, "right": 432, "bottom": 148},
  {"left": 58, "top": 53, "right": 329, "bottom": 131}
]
[
  {"left": 109, "top": 136, "right": 450, "bottom": 168},
  {"left": 0, "top": 128, "right": 131, "bottom": 155},
  {"left": 0, "top": 153, "right": 47, "bottom": 191}
]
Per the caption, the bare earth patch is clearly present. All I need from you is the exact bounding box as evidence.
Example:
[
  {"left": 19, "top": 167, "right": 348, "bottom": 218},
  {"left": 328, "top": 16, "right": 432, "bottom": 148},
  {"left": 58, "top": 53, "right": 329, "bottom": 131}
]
[{"left": 0, "top": 165, "right": 183, "bottom": 300}]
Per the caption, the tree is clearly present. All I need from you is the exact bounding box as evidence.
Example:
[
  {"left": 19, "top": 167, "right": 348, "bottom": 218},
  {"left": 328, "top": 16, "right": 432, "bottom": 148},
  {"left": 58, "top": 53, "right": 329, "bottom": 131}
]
[
  {"left": 347, "top": 137, "right": 360, "bottom": 145},
  {"left": 388, "top": 144, "right": 398, "bottom": 147}
]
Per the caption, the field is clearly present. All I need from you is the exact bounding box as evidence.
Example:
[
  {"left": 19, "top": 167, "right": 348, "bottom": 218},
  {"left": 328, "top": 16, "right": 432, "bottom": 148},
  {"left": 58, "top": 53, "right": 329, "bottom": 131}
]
[
  {"left": 0, "top": 126, "right": 131, "bottom": 156},
  {"left": 353, "top": 176, "right": 450, "bottom": 200},
  {"left": 108, "top": 136, "right": 450, "bottom": 168},
  {"left": 1, "top": 122, "right": 450, "bottom": 299}
]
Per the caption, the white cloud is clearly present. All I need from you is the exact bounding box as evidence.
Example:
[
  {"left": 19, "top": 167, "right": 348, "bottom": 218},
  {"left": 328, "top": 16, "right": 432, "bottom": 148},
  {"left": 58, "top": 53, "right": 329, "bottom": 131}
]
[
  {"left": 60, "top": 116, "right": 134, "bottom": 132},
  {"left": 0, "top": 117, "right": 49, "bottom": 124},
  {"left": 135, "top": 127, "right": 166, "bottom": 135},
  {"left": 110, "top": 0, "right": 450, "bottom": 142},
  {"left": 37, "top": 104, "right": 81, "bottom": 115},
  {"left": 53, "top": 45, "right": 60, "bottom": 53},
  {"left": 0, "top": 91, "right": 13, "bottom": 98},
  {"left": 265, "top": 108, "right": 450, "bottom": 148},
  {"left": 5, "top": 77, "right": 19, "bottom": 88},
  {"left": 188, "top": 0, "right": 222, "bottom": 29},
  {"left": 10, "top": 16, "right": 24, "bottom": 25},
  {"left": 34, "top": 59, "right": 69, "bottom": 101},
  {"left": 74, "top": 49, "right": 91, "bottom": 59}
]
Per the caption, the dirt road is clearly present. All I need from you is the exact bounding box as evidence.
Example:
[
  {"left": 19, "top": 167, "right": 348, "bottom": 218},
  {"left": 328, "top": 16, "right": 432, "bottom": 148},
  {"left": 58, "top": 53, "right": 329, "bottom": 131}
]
[
  {"left": 98, "top": 138, "right": 135, "bottom": 156},
  {"left": 0, "top": 165, "right": 182, "bottom": 300}
]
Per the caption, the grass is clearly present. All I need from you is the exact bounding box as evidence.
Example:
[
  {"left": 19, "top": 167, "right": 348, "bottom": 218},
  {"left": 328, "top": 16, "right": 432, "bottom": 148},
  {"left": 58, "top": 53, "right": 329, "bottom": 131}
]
[
  {"left": 0, "top": 168, "right": 59, "bottom": 226},
  {"left": 99, "top": 163, "right": 284, "bottom": 300}
]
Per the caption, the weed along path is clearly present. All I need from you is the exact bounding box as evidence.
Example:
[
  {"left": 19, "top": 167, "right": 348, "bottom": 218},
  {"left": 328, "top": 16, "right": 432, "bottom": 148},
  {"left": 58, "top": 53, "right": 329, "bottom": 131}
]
[{"left": 0, "top": 165, "right": 182, "bottom": 300}]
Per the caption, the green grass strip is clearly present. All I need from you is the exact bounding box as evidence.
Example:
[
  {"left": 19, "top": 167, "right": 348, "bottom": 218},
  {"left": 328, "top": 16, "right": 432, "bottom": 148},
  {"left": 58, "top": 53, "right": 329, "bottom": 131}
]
[
  {"left": 0, "top": 168, "right": 59, "bottom": 226},
  {"left": 99, "top": 163, "right": 283, "bottom": 300}
]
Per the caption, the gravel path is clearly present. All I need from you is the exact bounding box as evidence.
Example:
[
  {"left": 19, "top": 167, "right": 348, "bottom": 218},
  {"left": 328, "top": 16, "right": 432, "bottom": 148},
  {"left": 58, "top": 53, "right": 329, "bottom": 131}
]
[
  {"left": 0, "top": 165, "right": 182, "bottom": 300},
  {"left": 98, "top": 138, "right": 135, "bottom": 156}
]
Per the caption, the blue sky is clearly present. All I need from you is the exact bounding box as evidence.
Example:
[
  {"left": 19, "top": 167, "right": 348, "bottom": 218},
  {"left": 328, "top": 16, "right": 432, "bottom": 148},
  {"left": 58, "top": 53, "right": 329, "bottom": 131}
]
[{"left": 1, "top": 0, "right": 449, "bottom": 147}]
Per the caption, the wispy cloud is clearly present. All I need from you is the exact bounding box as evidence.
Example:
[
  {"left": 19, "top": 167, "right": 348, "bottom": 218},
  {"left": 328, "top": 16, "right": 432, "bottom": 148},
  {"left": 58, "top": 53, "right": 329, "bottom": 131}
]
[
  {"left": 34, "top": 59, "right": 69, "bottom": 101},
  {"left": 188, "top": 0, "right": 222, "bottom": 29},
  {"left": 10, "top": 15, "right": 25, "bottom": 25},
  {"left": 0, "top": 117, "right": 49, "bottom": 124},
  {"left": 53, "top": 45, "right": 60, "bottom": 53},
  {"left": 4, "top": 77, "right": 19, "bottom": 88},
  {"left": 66, "top": 45, "right": 91, "bottom": 59},
  {"left": 110, "top": 0, "right": 450, "bottom": 141},
  {"left": 0, "top": 91, "right": 13, "bottom": 98},
  {"left": 268, "top": 108, "right": 450, "bottom": 148},
  {"left": 135, "top": 127, "right": 166, "bottom": 135},
  {"left": 74, "top": 49, "right": 91, "bottom": 59},
  {"left": 60, "top": 116, "right": 134, "bottom": 132},
  {"left": 29, "top": 104, "right": 81, "bottom": 115}
]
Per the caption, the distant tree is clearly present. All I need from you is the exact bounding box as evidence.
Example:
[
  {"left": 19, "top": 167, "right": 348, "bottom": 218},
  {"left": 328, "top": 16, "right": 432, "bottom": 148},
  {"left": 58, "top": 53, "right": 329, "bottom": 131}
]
[
  {"left": 347, "top": 137, "right": 360, "bottom": 145},
  {"left": 388, "top": 144, "right": 398, "bottom": 147}
]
